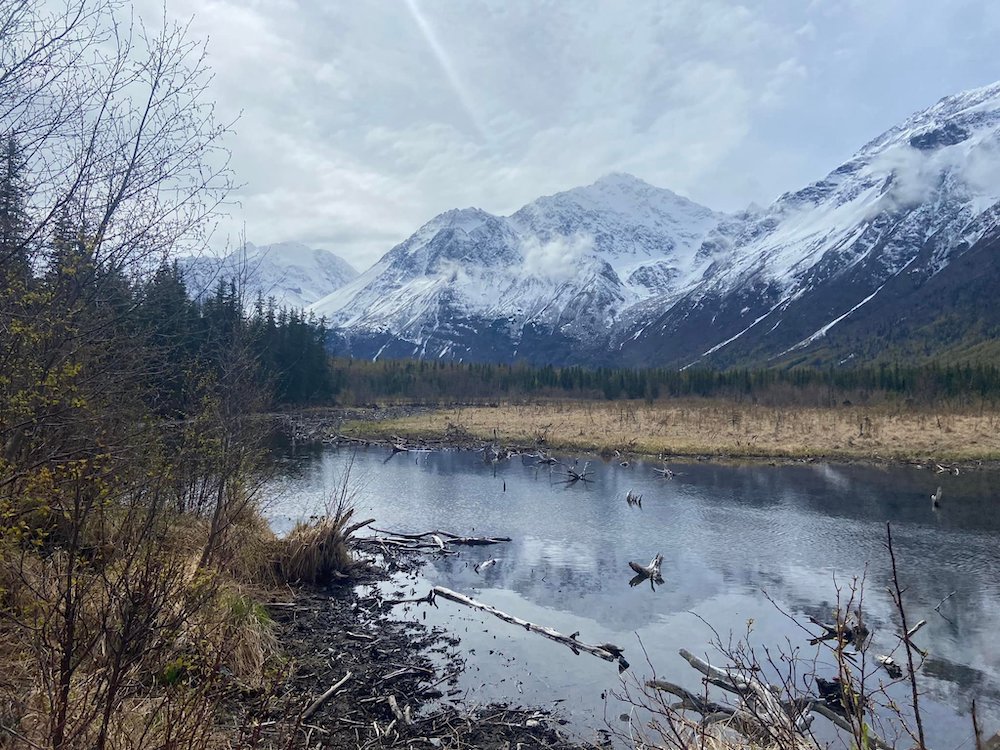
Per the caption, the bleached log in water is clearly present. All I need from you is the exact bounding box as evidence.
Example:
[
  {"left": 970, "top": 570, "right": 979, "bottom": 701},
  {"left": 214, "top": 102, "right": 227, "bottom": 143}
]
[{"left": 428, "top": 586, "right": 628, "bottom": 670}]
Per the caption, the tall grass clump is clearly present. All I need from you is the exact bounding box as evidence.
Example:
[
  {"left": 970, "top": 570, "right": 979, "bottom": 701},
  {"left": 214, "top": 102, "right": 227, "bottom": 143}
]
[{"left": 274, "top": 454, "right": 372, "bottom": 585}]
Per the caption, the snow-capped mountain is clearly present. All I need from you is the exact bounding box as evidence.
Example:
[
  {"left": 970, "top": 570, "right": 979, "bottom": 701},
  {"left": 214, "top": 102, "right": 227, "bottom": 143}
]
[
  {"left": 315, "top": 81, "right": 1000, "bottom": 367},
  {"left": 182, "top": 242, "right": 358, "bottom": 310},
  {"left": 617, "top": 81, "right": 1000, "bottom": 367},
  {"left": 311, "top": 174, "right": 723, "bottom": 361}
]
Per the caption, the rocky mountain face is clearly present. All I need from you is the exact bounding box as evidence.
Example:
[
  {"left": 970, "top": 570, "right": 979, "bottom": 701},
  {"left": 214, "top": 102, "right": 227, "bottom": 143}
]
[
  {"left": 312, "top": 174, "right": 723, "bottom": 362},
  {"left": 312, "top": 81, "right": 1000, "bottom": 367},
  {"left": 182, "top": 242, "right": 358, "bottom": 310}
]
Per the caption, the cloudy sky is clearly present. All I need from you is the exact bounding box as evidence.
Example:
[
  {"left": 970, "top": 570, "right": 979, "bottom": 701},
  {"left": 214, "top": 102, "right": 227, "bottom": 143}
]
[{"left": 144, "top": 0, "right": 1000, "bottom": 271}]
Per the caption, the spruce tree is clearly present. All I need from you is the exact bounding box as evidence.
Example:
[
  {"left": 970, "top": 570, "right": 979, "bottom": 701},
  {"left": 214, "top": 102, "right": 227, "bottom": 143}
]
[{"left": 0, "top": 133, "right": 30, "bottom": 278}]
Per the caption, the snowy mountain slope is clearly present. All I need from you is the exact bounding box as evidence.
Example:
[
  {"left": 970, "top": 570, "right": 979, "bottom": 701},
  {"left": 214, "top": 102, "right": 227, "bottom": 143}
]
[
  {"left": 317, "top": 80, "right": 1000, "bottom": 367},
  {"left": 182, "top": 242, "right": 358, "bottom": 310},
  {"left": 311, "top": 174, "right": 723, "bottom": 360},
  {"left": 614, "top": 81, "right": 1000, "bottom": 367},
  {"left": 776, "top": 219, "right": 1000, "bottom": 365}
]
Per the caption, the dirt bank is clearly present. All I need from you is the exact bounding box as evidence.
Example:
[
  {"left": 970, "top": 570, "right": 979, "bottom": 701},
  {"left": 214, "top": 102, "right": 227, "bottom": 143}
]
[{"left": 256, "top": 561, "right": 596, "bottom": 749}]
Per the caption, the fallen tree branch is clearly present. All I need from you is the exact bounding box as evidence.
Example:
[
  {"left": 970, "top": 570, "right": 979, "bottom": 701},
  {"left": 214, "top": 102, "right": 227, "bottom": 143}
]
[
  {"left": 344, "top": 517, "right": 376, "bottom": 537},
  {"left": 429, "top": 586, "right": 628, "bottom": 670},
  {"left": 303, "top": 671, "right": 353, "bottom": 720},
  {"left": 811, "top": 703, "right": 891, "bottom": 750},
  {"left": 384, "top": 590, "right": 438, "bottom": 607},
  {"left": 678, "top": 650, "right": 801, "bottom": 743},
  {"left": 678, "top": 649, "right": 750, "bottom": 692},
  {"left": 645, "top": 679, "right": 728, "bottom": 715}
]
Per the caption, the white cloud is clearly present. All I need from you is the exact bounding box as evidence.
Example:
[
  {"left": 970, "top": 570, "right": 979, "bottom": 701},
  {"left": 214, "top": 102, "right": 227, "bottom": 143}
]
[
  {"left": 522, "top": 234, "right": 596, "bottom": 283},
  {"left": 868, "top": 135, "right": 1000, "bottom": 215},
  {"left": 132, "top": 0, "right": 1000, "bottom": 271}
]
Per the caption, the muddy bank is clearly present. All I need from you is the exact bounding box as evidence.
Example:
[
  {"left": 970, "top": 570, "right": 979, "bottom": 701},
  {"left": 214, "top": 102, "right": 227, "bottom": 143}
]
[{"left": 258, "top": 560, "right": 598, "bottom": 749}]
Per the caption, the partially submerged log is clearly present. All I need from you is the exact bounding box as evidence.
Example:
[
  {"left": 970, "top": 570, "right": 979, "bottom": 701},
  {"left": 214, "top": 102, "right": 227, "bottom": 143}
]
[
  {"left": 807, "top": 613, "right": 869, "bottom": 649},
  {"left": 368, "top": 528, "right": 512, "bottom": 544},
  {"left": 357, "top": 528, "right": 512, "bottom": 557},
  {"left": 810, "top": 704, "right": 892, "bottom": 750},
  {"left": 679, "top": 649, "right": 803, "bottom": 743},
  {"left": 560, "top": 461, "right": 594, "bottom": 484},
  {"left": 874, "top": 653, "right": 903, "bottom": 679},
  {"left": 628, "top": 554, "right": 663, "bottom": 581},
  {"left": 424, "top": 586, "right": 629, "bottom": 671},
  {"left": 663, "top": 649, "right": 893, "bottom": 750},
  {"left": 445, "top": 536, "right": 512, "bottom": 546},
  {"left": 628, "top": 553, "right": 664, "bottom": 589},
  {"left": 474, "top": 558, "right": 497, "bottom": 574},
  {"left": 645, "top": 679, "right": 728, "bottom": 715}
]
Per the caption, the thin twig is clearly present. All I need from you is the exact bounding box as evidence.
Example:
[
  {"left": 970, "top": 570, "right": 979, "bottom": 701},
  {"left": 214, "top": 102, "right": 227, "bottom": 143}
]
[{"left": 886, "top": 522, "right": 926, "bottom": 750}]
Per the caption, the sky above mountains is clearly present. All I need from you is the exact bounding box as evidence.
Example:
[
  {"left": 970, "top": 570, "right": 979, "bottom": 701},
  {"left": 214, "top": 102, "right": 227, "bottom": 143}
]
[{"left": 138, "top": 0, "right": 1000, "bottom": 271}]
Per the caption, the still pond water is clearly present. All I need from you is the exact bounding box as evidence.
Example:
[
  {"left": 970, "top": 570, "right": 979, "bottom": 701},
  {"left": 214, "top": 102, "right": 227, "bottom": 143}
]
[{"left": 267, "top": 444, "right": 1000, "bottom": 747}]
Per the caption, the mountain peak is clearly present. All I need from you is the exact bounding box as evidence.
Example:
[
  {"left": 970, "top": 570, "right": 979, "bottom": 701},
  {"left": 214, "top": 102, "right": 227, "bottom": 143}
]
[
  {"left": 932, "top": 79, "right": 1000, "bottom": 116},
  {"left": 590, "top": 172, "right": 655, "bottom": 190},
  {"left": 856, "top": 79, "right": 1000, "bottom": 159}
]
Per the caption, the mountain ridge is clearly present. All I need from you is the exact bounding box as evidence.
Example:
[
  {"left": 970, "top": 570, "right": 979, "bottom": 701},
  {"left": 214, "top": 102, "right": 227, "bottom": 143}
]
[
  {"left": 182, "top": 242, "right": 358, "bottom": 311},
  {"left": 313, "top": 80, "right": 1000, "bottom": 367}
]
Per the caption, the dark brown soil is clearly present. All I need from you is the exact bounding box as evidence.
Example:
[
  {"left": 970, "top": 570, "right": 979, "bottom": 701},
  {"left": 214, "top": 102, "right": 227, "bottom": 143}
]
[{"left": 249, "top": 561, "right": 598, "bottom": 749}]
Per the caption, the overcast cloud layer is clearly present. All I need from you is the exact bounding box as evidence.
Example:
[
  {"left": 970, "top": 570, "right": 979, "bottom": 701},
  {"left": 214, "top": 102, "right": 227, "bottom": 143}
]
[{"left": 140, "top": 0, "right": 1000, "bottom": 271}]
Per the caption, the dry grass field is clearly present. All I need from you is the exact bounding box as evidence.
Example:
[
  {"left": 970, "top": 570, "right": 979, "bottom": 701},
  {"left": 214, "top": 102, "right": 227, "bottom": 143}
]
[{"left": 342, "top": 400, "right": 1000, "bottom": 462}]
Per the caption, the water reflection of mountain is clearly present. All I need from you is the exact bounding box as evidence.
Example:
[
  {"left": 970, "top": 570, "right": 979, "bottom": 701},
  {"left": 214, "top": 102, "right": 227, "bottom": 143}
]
[{"left": 267, "top": 447, "right": 1000, "bottom": 739}]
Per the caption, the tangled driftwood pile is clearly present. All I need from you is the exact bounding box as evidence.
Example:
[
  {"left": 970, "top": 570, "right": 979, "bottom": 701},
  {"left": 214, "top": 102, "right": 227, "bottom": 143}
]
[{"left": 355, "top": 528, "right": 512, "bottom": 556}]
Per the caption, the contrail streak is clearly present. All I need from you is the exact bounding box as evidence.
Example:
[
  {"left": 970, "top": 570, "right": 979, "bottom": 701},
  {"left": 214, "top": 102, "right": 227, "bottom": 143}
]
[{"left": 403, "top": 0, "right": 488, "bottom": 140}]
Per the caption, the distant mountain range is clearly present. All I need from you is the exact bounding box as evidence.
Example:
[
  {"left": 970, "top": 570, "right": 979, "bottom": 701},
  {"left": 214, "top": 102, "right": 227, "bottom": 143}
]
[
  {"left": 306, "top": 81, "right": 1000, "bottom": 367},
  {"left": 181, "top": 242, "right": 358, "bottom": 311}
]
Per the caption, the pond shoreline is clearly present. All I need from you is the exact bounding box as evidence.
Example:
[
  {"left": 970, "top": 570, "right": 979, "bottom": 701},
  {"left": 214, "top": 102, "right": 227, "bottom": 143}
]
[
  {"left": 271, "top": 403, "right": 1000, "bottom": 471},
  {"left": 266, "top": 558, "right": 597, "bottom": 749},
  {"left": 263, "top": 429, "right": 1000, "bottom": 750}
]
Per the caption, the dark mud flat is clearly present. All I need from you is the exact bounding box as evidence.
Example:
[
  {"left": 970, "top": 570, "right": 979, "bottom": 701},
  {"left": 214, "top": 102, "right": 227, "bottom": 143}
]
[{"left": 264, "top": 567, "right": 595, "bottom": 749}]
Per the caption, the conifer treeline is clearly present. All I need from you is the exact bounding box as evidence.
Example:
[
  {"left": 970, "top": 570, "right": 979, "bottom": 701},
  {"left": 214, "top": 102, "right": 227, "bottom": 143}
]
[
  {"left": 333, "top": 357, "right": 1000, "bottom": 406},
  {"left": 138, "top": 263, "right": 336, "bottom": 414}
]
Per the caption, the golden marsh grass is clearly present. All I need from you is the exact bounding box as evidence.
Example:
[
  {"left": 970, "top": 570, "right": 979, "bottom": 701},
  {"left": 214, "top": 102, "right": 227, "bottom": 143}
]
[{"left": 342, "top": 400, "right": 1000, "bottom": 462}]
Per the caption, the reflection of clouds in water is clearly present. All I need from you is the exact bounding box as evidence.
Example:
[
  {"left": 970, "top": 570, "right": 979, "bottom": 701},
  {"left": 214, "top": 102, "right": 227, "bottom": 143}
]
[
  {"left": 266, "top": 448, "right": 1000, "bottom": 744},
  {"left": 265, "top": 447, "right": 378, "bottom": 535},
  {"left": 516, "top": 535, "right": 601, "bottom": 574},
  {"left": 811, "top": 462, "right": 853, "bottom": 492}
]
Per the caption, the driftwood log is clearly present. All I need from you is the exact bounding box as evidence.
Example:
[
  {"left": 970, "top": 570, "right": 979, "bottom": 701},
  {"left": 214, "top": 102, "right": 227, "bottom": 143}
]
[
  {"left": 356, "top": 529, "right": 512, "bottom": 558},
  {"left": 679, "top": 649, "right": 800, "bottom": 740},
  {"left": 422, "top": 586, "right": 629, "bottom": 671},
  {"left": 645, "top": 679, "right": 729, "bottom": 715},
  {"left": 302, "top": 671, "right": 352, "bottom": 720},
  {"left": 629, "top": 554, "right": 664, "bottom": 580},
  {"left": 368, "top": 528, "right": 512, "bottom": 545},
  {"left": 659, "top": 649, "right": 893, "bottom": 750}
]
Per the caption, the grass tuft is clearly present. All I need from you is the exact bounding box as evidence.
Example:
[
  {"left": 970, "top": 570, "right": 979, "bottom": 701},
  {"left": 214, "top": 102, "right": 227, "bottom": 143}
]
[{"left": 275, "top": 511, "right": 356, "bottom": 585}]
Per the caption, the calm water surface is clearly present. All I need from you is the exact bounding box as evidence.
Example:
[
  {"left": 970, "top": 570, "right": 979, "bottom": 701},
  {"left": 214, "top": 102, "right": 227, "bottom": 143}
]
[{"left": 266, "top": 444, "right": 1000, "bottom": 747}]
